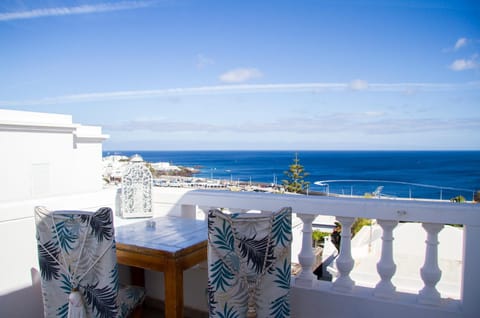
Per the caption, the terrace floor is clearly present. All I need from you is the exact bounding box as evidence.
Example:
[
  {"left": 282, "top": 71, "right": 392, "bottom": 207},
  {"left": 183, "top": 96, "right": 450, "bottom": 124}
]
[
  {"left": 143, "top": 305, "right": 163, "bottom": 318},
  {"left": 141, "top": 298, "right": 208, "bottom": 318}
]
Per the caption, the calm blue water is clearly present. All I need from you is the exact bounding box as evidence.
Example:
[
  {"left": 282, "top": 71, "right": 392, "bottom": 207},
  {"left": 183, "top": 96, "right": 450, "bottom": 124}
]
[{"left": 103, "top": 150, "right": 480, "bottom": 200}]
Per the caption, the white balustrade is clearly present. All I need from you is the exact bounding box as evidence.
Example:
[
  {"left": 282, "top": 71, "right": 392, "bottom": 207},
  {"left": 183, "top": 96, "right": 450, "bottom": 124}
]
[
  {"left": 374, "top": 219, "right": 398, "bottom": 299},
  {"left": 295, "top": 213, "right": 316, "bottom": 288},
  {"left": 418, "top": 222, "right": 444, "bottom": 305},
  {"left": 332, "top": 216, "right": 355, "bottom": 292},
  {"left": 173, "top": 189, "right": 480, "bottom": 318}
]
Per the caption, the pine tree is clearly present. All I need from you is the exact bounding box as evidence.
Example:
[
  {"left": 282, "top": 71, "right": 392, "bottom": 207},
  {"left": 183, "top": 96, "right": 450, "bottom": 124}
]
[{"left": 282, "top": 153, "right": 310, "bottom": 193}]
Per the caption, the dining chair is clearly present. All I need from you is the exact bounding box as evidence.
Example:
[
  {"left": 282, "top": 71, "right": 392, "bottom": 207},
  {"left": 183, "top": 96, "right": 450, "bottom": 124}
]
[
  {"left": 207, "top": 207, "right": 292, "bottom": 318},
  {"left": 34, "top": 206, "right": 145, "bottom": 318}
]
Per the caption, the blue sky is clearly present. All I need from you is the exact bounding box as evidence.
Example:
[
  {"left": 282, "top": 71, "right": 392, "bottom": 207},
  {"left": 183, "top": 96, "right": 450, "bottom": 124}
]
[{"left": 1, "top": 0, "right": 479, "bottom": 150}]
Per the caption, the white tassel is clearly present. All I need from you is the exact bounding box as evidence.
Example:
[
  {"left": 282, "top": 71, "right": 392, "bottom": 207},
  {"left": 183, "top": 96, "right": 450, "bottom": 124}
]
[
  {"left": 68, "top": 290, "right": 86, "bottom": 318},
  {"left": 247, "top": 294, "right": 257, "bottom": 318}
]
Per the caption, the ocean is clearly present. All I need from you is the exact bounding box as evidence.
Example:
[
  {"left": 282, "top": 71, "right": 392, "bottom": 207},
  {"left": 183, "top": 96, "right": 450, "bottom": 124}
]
[{"left": 103, "top": 150, "right": 480, "bottom": 200}]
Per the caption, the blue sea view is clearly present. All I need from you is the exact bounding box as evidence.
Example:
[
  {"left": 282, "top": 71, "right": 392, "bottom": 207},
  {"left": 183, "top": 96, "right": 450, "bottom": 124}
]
[{"left": 103, "top": 150, "right": 480, "bottom": 200}]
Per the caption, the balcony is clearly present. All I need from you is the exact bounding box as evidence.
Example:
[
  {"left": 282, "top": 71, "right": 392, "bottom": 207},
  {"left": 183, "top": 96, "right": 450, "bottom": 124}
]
[{"left": 1, "top": 186, "right": 479, "bottom": 317}]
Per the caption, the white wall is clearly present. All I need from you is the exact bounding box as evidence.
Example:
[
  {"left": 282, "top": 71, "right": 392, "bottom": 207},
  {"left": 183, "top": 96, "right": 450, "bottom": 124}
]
[
  {"left": 0, "top": 109, "right": 108, "bottom": 204},
  {"left": 291, "top": 282, "right": 463, "bottom": 318},
  {"left": 0, "top": 109, "right": 110, "bottom": 317}
]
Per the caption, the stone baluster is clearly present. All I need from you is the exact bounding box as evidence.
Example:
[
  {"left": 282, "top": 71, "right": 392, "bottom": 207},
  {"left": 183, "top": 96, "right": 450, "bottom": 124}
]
[
  {"left": 418, "top": 222, "right": 444, "bottom": 305},
  {"left": 332, "top": 217, "right": 355, "bottom": 292},
  {"left": 374, "top": 219, "right": 398, "bottom": 299},
  {"left": 296, "top": 213, "right": 316, "bottom": 288},
  {"left": 181, "top": 204, "right": 196, "bottom": 219}
]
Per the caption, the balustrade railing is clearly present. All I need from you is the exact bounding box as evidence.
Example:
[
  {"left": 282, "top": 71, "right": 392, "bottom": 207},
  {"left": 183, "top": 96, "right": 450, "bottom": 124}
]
[{"left": 175, "top": 189, "right": 480, "bottom": 318}]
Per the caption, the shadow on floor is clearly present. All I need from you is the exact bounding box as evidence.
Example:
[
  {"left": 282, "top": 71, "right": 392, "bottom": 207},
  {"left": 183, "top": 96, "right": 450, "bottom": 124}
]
[{"left": 141, "top": 298, "right": 208, "bottom": 318}]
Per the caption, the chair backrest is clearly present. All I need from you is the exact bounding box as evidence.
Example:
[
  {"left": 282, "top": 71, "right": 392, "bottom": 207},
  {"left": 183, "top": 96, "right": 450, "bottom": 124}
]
[
  {"left": 120, "top": 163, "right": 153, "bottom": 218},
  {"left": 207, "top": 207, "right": 292, "bottom": 318},
  {"left": 34, "top": 206, "right": 120, "bottom": 318}
]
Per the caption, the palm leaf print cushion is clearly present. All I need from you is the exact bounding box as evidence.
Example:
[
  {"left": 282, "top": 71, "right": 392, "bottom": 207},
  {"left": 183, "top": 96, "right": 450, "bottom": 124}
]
[
  {"left": 35, "top": 206, "right": 144, "bottom": 318},
  {"left": 208, "top": 207, "right": 292, "bottom": 318}
]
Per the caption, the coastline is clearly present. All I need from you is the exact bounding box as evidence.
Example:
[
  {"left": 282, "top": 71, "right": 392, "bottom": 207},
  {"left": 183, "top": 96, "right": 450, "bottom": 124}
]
[{"left": 103, "top": 150, "right": 479, "bottom": 201}]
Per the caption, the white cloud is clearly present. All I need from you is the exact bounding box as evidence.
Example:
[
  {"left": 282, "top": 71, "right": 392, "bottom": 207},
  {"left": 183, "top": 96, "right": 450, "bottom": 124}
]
[
  {"left": 1, "top": 81, "right": 478, "bottom": 106},
  {"left": 450, "top": 57, "right": 478, "bottom": 71},
  {"left": 363, "top": 111, "right": 385, "bottom": 117},
  {"left": 219, "top": 68, "right": 263, "bottom": 83},
  {"left": 104, "top": 120, "right": 222, "bottom": 132},
  {"left": 104, "top": 113, "right": 480, "bottom": 136},
  {"left": 196, "top": 54, "right": 214, "bottom": 69},
  {"left": 402, "top": 87, "right": 417, "bottom": 96},
  {"left": 454, "top": 37, "right": 468, "bottom": 50},
  {"left": 0, "top": 1, "right": 154, "bottom": 21},
  {"left": 349, "top": 79, "right": 369, "bottom": 91}
]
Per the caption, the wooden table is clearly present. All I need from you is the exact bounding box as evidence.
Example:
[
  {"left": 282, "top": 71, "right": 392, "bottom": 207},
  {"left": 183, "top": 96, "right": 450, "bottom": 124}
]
[{"left": 115, "top": 216, "right": 207, "bottom": 318}]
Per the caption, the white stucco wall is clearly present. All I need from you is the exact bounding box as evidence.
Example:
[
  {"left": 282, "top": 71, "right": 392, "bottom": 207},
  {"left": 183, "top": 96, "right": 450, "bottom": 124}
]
[
  {"left": 0, "top": 109, "right": 108, "bottom": 203},
  {"left": 0, "top": 109, "right": 109, "bottom": 317}
]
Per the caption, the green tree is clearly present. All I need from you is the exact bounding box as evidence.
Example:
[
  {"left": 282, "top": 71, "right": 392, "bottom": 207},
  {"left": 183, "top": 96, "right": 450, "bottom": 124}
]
[
  {"left": 333, "top": 219, "right": 372, "bottom": 236},
  {"left": 282, "top": 153, "right": 310, "bottom": 193}
]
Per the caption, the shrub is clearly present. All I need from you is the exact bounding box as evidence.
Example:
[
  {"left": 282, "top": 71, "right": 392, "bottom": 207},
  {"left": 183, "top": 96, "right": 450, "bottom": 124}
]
[
  {"left": 312, "top": 230, "right": 330, "bottom": 247},
  {"left": 351, "top": 218, "right": 372, "bottom": 237},
  {"left": 450, "top": 195, "right": 466, "bottom": 203}
]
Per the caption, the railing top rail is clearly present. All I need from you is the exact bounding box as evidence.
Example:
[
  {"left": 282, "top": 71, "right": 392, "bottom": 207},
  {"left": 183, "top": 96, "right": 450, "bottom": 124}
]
[{"left": 179, "top": 189, "right": 480, "bottom": 226}]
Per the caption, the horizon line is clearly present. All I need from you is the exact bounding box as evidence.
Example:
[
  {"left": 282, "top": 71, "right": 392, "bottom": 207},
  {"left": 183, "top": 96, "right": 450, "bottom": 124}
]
[{"left": 103, "top": 149, "right": 480, "bottom": 152}]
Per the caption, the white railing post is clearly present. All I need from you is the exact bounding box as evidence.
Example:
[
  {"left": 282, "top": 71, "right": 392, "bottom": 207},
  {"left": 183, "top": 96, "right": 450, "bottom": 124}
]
[
  {"left": 181, "top": 204, "right": 196, "bottom": 219},
  {"left": 418, "top": 222, "right": 444, "bottom": 305},
  {"left": 332, "top": 216, "right": 355, "bottom": 292},
  {"left": 374, "top": 219, "right": 398, "bottom": 299},
  {"left": 296, "top": 213, "right": 316, "bottom": 288},
  {"left": 461, "top": 224, "right": 480, "bottom": 317}
]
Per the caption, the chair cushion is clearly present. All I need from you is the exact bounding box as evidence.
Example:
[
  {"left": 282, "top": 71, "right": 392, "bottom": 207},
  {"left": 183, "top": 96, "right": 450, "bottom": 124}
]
[
  {"left": 118, "top": 284, "right": 146, "bottom": 318},
  {"left": 35, "top": 206, "right": 145, "bottom": 318},
  {"left": 207, "top": 207, "right": 292, "bottom": 318}
]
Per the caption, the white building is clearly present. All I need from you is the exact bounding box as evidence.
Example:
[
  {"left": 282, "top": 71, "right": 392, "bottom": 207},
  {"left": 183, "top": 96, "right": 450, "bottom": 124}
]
[
  {"left": 102, "top": 154, "right": 130, "bottom": 180},
  {"left": 0, "top": 109, "right": 111, "bottom": 317},
  {"left": 151, "top": 161, "right": 181, "bottom": 172}
]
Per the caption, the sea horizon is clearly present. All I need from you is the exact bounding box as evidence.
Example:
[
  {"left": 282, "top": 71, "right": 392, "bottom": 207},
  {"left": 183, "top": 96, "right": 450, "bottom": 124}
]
[{"left": 104, "top": 149, "right": 480, "bottom": 152}]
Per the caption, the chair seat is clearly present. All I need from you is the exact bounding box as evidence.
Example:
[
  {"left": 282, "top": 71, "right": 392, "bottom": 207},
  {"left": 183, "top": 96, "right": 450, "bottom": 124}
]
[{"left": 118, "top": 284, "right": 146, "bottom": 318}]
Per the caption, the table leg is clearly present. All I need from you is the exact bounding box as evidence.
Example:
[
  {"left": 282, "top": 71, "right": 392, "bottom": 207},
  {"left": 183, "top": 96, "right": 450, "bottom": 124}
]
[
  {"left": 130, "top": 267, "right": 145, "bottom": 287},
  {"left": 164, "top": 259, "right": 183, "bottom": 318}
]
